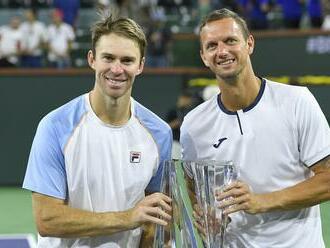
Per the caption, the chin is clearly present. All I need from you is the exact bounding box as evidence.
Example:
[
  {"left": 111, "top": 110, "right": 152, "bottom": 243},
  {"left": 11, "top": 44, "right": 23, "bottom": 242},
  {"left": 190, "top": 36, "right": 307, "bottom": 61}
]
[
  {"left": 218, "top": 72, "right": 235, "bottom": 79},
  {"left": 107, "top": 93, "right": 123, "bottom": 99},
  {"left": 107, "top": 89, "right": 130, "bottom": 99},
  {"left": 219, "top": 69, "right": 241, "bottom": 79}
]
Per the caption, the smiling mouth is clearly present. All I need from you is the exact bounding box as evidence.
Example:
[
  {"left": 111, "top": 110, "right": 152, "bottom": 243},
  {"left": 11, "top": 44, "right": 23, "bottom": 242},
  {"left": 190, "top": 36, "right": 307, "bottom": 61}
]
[
  {"left": 104, "top": 76, "right": 127, "bottom": 85},
  {"left": 218, "top": 59, "right": 235, "bottom": 66}
]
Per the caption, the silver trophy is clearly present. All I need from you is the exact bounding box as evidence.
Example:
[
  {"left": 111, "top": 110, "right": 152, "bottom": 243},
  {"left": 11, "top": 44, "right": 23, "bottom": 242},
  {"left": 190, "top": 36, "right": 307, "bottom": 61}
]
[
  {"left": 191, "top": 160, "right": 237, "bottom": 248},
  {"left": 154, "top": 160, "right": 204, "bottom": 248},
  {"left": 154, "top": 160, "right": 237, "bottom": 248}
]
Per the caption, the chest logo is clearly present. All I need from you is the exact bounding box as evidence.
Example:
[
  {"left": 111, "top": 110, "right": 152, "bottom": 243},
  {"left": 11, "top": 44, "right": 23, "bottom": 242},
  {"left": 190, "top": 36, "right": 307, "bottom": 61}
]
[
  {"left": 130, "top": 152, "right": 141, "bottom": 163},
  {"left": 213, "top": 138, "right": 227, "bottom": 148}
]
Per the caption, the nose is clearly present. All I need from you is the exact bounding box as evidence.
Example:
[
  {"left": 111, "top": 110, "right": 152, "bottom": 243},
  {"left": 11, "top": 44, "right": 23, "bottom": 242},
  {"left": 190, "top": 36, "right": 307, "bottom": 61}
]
[
  {"left": 110, "top": 61, "right": 124, "bottom": 74},
  {"left": 216, "top": 42, "right": 228, "bottom": 56}
]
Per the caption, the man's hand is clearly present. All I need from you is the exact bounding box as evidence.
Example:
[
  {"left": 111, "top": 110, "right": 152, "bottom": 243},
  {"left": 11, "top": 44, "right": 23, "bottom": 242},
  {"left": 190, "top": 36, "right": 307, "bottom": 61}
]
[
  {"left": 130, "top": 193, "right": 172, "bottom": 229},
  {"left": 216, "top": 181, "right": 266, "bottom": 215},
  {"left": 192, "top": 204, "right": 207, "bottom": 241}
]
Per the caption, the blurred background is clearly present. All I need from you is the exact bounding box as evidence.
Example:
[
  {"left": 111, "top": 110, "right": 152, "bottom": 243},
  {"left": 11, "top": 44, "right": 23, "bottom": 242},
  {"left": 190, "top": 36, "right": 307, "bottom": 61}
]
[{"left": 0, "top": 0, "right": 329, "bottom": 246}]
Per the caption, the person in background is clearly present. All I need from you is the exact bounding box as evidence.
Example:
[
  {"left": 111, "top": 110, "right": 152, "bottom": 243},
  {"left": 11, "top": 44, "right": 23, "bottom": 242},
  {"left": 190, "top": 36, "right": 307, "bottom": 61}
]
[
  {"left": 195, "top": 0, "right": 212, "bottom": 23},
  {"left": 20, "top": 9, "right": 47, "bottom": 68},
  {"left": 23, "top": 12, "right": 172, "bottom": 248},
  {"left": 0, "top": 16, "right": 23, "bottom": 67},
  {"left": 201, "top": 84, "right": 220, "bottom": 101},
  {"left": 276, "top": 0, "right": 304, "bottom": 28},
  {"left": 166, "top": 91, "right": 194, "bottom": 158},
  {"left": 181, "top": 8, "right": 330, "bottom": 247},
  {"left": 145, "top": 17, "right": 172, "bottom": 67},
  {"left": 115, "top": 0, "right": 135, "bottom": 19},
  {"left": 237, "top": 0, "right": 271, "bottom": 30},
  {"left": 47, "top": 9, "right": 75, "bottom": 69},
  {"left": 53, "top": 0, "right": 80, "bottom": 28},
  {"left": 306, "top": 0, "right": 323, "bottom": 28},
  {"left": 96, "top": 0, "right": 112, "bottom": 11},
  {"left": 321, "top": 0, "right": 330, "bottom": 29}
]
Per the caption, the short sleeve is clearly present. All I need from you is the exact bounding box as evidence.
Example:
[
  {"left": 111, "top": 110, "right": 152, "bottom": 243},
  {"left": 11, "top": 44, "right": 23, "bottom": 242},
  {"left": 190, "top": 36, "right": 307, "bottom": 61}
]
[
  {"left": 22, "top": 117, "right": 67, "bottom": 199},
  {"left": 180, "top": 122, "right": 198, "bottom": 161},
  {"left": 296, "top": 87, "right": 330, "bottom": 166},
  {"left": 66, "top": 25, "right": 75, "bottom": 41},
  {"left": 146, "top": 128, "right": 173, "bottom": 193},
  {"left": 179, "top": 122, "right": 199, "bottom": 179}
]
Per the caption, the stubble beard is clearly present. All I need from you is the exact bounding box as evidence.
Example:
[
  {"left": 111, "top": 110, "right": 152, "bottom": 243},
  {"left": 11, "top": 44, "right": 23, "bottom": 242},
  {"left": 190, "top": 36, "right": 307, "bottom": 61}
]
[{"left": 216, "top": 69, "right": 240, "bottom": 85}]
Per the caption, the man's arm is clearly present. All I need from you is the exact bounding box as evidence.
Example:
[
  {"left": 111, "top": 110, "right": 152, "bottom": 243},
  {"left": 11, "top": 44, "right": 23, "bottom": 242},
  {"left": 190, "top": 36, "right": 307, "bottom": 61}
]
[
  {"left": 139, "top": 223, "right": 156, "bottom": 248},
  {"left": 218, "top": 155, "right": 330, "bottom": 215},
  {"left": 33, "top": 192, "right": 171, "bottom": 238}
]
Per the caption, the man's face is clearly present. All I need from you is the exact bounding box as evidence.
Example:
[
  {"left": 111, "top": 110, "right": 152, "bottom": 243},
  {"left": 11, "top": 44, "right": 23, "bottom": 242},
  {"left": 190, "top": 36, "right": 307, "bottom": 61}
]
[
  {"left": 10, "top": 17, "right": 20, "bottom": 29},
  {"left": 200, "top": 18, "right": 254, "bottom": 80},
  {"left": 52, "top": 11, "right": 63, "bottom": 25},
  {"left": 25, "top": 10, "right": 35, "bottom": 22},
  {"left": 88, "top": 33, "right": 144, "bottom": 100}
]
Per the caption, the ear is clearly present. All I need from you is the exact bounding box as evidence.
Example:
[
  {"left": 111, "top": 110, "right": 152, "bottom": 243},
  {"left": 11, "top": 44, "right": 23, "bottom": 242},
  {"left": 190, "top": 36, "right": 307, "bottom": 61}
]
[
  {"left": 87, "top": 50, "right": 95, "bottom": 70},
  {"left": 247, "top": 34, "right": 255, "bottom": 55},
  {"left": 136, "top": 57, "right": 145, "bottom": 75},
  {"left": 200, "top": 49, "right": 210, "bottom": 67}
]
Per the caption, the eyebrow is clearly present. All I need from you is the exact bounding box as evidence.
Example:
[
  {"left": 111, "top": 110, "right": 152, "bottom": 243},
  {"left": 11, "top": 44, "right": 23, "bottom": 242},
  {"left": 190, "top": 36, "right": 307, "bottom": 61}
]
[
  {"left": 100, "top": 52, "right": 136, "bottom": 61},
  {"left": 203, "top": 40, "right": 217, "bottom": 49}
]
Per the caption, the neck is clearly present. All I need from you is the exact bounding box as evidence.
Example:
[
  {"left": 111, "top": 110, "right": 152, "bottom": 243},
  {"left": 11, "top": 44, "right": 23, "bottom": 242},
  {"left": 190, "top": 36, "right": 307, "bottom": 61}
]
[
  {"left": 89, "top": 89, "right": 131, "bottom": 126},
  {"left": 218, "top": 72, "right": 261, "bottom": 112}
]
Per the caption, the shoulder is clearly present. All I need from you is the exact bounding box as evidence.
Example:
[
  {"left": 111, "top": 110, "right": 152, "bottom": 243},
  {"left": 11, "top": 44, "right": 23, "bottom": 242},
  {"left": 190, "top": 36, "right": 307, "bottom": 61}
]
[
  {"left": 182, "top": 95, "right": 218, "bottom": 129},
  {"left": 38, "top": 94, "right": 87, "bottom": 135},
  {"left": 265, "top": 79, "right": 310, "bottom": 104},
  {"left": 1, "top": 26, "right": 9, "bottom": 32},
  {"left": 35, "top": 21, "right": 46, "bottom": 29},
  {"left": 133, "top": 99, "right": 171, "bottom": 136},
  {"left": 47, "top": 24, "right": 55, "bottom": 32},
  {"left": 20, "top": 22, "right": 28, "bottom": 29},
  {"left": 264, "top": 79, "right": 321, "bottom": 121},
  {"left": 266, "top": 79, "right": 307, "bottom": 95},
  {"left": 62, "top": 23, "right": 74, "bottom": 31}
]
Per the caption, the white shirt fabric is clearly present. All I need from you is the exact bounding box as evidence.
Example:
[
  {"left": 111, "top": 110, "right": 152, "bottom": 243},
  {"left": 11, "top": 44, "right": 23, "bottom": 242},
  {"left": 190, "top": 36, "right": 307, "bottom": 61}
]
[
  {"left": 47, "top": 23, "right": 75, "bottom": 61},
  {"left": 23, "top": 94, "right": 172, "bottom": 248},
  {"left": 20, "top": 21, "right": 47, "bottom": 56},
  {"left": 180, "top": 79, "right": 330, "bottom": 248},
  {"left": 0, "top": 25, "right": 23, "bottom": 64}
]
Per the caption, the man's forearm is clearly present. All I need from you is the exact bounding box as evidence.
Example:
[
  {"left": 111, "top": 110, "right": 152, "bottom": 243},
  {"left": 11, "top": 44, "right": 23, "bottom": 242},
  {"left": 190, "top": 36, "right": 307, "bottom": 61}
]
[
  {"left": 33, "top": 193, "right": 135, "bottom": 238},
  {"left": 139, "top": 223, "right": 156, "bottom": 248},
  {"left": 220, "top": 157, "right": 330, "bottom": 215}
]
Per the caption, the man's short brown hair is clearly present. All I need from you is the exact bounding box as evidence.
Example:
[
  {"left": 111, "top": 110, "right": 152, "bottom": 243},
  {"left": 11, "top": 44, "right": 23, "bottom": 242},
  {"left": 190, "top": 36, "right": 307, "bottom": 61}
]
[
  {"left": 199, "top": 8, "right": 250, "bottom": 40},
  {"left": 91, "top": 12, "right": 147, "bottom": 62}
]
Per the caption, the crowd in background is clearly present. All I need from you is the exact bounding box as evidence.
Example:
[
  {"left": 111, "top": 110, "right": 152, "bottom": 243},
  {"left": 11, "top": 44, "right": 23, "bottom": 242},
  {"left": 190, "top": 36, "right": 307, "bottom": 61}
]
[
  {"left": 0, "top": 1, "right": 77, "bottom": 68},
  {"left": 0, "top": 0, "right": 330, "bottom": 68}
]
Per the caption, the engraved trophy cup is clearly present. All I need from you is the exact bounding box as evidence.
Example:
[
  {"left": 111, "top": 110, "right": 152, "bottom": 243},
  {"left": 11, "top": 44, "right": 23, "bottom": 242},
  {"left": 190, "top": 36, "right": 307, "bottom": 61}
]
[
  {"left": 191, "top": 160, "right": 237, "bottom": 248},
  {"left": 154, "top": 160, "right": 237, "bottom": 248}
]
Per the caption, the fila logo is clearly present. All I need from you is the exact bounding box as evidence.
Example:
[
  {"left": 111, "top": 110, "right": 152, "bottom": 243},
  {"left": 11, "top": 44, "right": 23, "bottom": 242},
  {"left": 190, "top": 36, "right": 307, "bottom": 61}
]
[
  {"left": 213, "top": 138, "right": 227, "bottom": 148},
  {"left": 130, "top": 152, "right": 141, "bottom": 163}
]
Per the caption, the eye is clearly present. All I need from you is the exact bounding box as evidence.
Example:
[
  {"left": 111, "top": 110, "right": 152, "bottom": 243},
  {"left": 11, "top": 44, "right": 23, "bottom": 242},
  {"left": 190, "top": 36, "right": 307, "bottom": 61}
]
[
  {"left": 205, "top": 42, "right": 217, "bottom": 51},
  {"left": 121, "top": 58, "right": 134, "bottom": 65},
  {"left": 226, "top": 38, "right": 237, "bottom": 45},
  {"left": 102, "top": 55, "right": 114, "bottom": 62}
]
